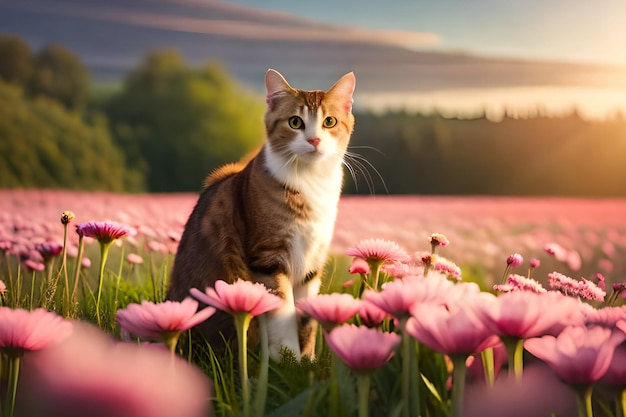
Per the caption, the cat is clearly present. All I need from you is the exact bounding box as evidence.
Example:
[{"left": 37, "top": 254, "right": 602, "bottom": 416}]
[{"left": 167, "top": 69, "right": 356, "bottom": 360}]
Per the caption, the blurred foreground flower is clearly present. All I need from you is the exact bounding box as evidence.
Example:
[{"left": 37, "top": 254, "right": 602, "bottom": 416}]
[
  {"left": 116, "top": 298, "right": 215, "bottom": 352},
  {"left": 17, "top": 321, "right": 212, "bottom": 417},
  {"left": 407, "top": 297, "right": 499, "bottom": 417},
  {"left": 478, "top": 291, "right": 585, "bottom": 382},
  {"left": 525, "top": 325, "right": 625, "bottom": 417},
  {"left": 0, "top": 308, "right": 73, "bottom": 417},
  {"left": 324, "top": 324, "right": 400, "bottom": 417},
  {"left": 0, "top": 307, "right": 73, "bottom": 352}
]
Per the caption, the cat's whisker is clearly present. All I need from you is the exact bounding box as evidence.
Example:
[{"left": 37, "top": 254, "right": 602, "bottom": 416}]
[
  {"left": 346, "top": 156, "right": 376, "bottom": 195},
  {"left": 344, "top": 151, "right": 389, "bottom": 195}
]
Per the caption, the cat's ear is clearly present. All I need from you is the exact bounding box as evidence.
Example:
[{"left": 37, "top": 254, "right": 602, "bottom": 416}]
[
  {"left": 265, "top": 69, "right": 293, "bottom": 110},
  {"left": 327, "top": 72, "right": 356, "bottom": 114}
]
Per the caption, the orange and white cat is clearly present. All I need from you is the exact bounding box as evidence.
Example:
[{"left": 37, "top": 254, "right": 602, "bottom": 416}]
[{"left": 167, "top": 69, "right": 356, "bottom": 360}]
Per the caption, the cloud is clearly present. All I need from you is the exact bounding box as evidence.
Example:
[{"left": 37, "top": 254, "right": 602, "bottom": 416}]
[{"left": 2, "top": 1, "right": 441, "bottom": 50}]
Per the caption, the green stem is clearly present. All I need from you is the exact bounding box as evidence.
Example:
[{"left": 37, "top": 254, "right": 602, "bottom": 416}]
[
  {"left": 61, "top": 223, "right": 70, "bottom": 316},
  {"left": 234, "top": 312, "right": 252, "bottom": 417},
  {"left": 576, "top": 385, "right": 594, "bottom": 417},
  {"left": 70, "top": 235, "right": 84, "bottom": 309},
  {"left": 400, "top": 317, "right": 420, "bottom": 417},
  {"left": 409, "top": 337, "right": 421, "bottom": 417},
  {"left": 253, "top": 314, "right": 269, "bottom": 417},
  {"left": 113, "top": 243, "right": 125, "bottom": 310},
  {"left": 4, "top": 353, "right": 22, "bottom": 417},
  {"left": 356, "top": 372, "right": 372, "bottom": 417},
  {"left": 95, "top": 241, "right": 112, "bottom": 328},
  {"left": 29, "top": 270, "right": 36, "bottom": 311},
  {"left": 369, "top": 260, "right": 383, "bottom": 290},
  {"left": 163, "top": 330, "right": 181, "bottom": 355},
  {"left": 480, "top": 348, "right": 495, "bottom": 387},
  {"left": 621, "top": 388, "right": 626, "bottom": 417},
  {"left": 450, "top": 355, "right": 468, "bottom": 417},
  {"left": 503, "top": 337, "right": 524, "bottom": 383}
]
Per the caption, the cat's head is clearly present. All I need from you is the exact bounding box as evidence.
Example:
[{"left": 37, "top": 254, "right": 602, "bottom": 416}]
[{"left": 263, "top": 69, "right": 355, "bottom": 176}]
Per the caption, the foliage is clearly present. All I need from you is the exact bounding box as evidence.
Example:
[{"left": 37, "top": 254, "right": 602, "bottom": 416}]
[
  {"left": 0, "top": 34, "right": 89, "bottom": 109},
  {"left": 347, "top": 111, "right": 626, "bottom": 197},
  {"left": 0, "top": 80, "right": 141, "bottom": 191},
  {"left": 0, "top": 34, "right": 32, "bottom": 85},
  {"left": 28, "top": 44, "right": 90, "bottom": 109},
  {"left": 103, "top": 51, "right": 266, "bottom": 192}
]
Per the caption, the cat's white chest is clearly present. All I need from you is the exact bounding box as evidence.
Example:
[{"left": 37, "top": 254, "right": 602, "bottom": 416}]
[{"left": 289, "top": 171, "right": 341, "bottom": 283}]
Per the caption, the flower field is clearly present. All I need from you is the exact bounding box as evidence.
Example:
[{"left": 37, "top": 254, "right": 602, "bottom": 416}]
[{"left": 1, "top": 189, "right": 626, "bottom": 417}]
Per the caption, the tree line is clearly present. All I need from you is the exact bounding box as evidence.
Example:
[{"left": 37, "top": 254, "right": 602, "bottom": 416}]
[{"left": 1, "top": 33, "right": 625, "bottom": 197}]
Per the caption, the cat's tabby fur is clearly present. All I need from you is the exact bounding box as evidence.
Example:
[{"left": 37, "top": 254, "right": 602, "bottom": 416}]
[{"left": 167, "top": 69, "right": 355, "bottom": 360}]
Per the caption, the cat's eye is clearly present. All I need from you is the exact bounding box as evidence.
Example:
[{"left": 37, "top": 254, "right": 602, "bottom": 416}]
[
  {"left": 323, "top": 116, "right": 337, "bottom": 128},
  {"left": 288, "top": 116, "right": 304, "bottom": 129}
]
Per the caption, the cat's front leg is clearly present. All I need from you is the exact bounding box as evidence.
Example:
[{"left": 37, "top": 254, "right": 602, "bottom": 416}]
[
  {"left": 294, "top": 272, "right": 322, "bottom": 359},
  {"left": 264, "top": 274, "right": 302, "bottom": 361}
]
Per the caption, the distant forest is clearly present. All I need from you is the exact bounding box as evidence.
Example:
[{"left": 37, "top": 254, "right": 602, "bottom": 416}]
[{"left": 1, "top": 33, "right": 625, "bottom": 197}]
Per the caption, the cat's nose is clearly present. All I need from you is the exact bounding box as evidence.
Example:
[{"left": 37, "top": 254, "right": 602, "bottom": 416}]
[{"left": 307, "top": 137, "right": 321, "bottom": 148}]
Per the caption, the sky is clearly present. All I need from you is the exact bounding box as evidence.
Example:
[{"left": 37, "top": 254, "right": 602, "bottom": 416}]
[{"left": 228, "top": 0, "right": 626, "bottom": 67}]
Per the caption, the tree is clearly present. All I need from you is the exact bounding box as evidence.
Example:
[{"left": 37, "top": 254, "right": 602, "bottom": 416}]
[
  {"left": 0, "top": 80, "right": 140, "bottom": 191},
  {"left": 28, "top": 44, "right": 90, "bottom": 109},
  {"left": 105, "top": 51, "right": 265, "bottom": 192},
  {"left": 0, "top": 34, "right": 32, "bottom": 86}
]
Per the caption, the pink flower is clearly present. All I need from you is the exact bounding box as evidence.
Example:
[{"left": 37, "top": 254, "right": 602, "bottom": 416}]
[
  {"left": 431, "top": 255, "right": 462, "bottom": 280},
  {"left": 190, "top": 279, "right": 283, "bottom": 317},
  {"left": 126, "top": 253, "right": 144, "bottom": 265},
  {"left": 525, "top": 325, "right": 625, "bottom": 385},
  {"left": 583, "top": 305, "right": 626, "bottom": 327},
  {"left": 76, "top": 221, "right": 136, "bottom": 244},
  {"left": 35, "top": 241, "right": 63, "bottom": 262},
  {"left": 348, "top": 257, "right": 370, "bottom": 274},
  {"left": 493, "top": 274, "right": 547, "bottom": 294},
  {"left": 602, "top": 342, "right": 626, "bottom": 387},
  {"left": 381, "top": 262, "right": 422, "bottom": 279},
  {"left": 0, "top": 280, "right": 6, "bottom": 294},
  {"left": 24, "top": 259, "right": 45, "bottom": 272},
  {"left": 407, "top": 296, "right": 499, "bottom": 356},
  {"left": 529, "top": 258, "right": 541, "bottom": 269},
  {"left": 363, "top": 274, "right": 453, "bottom": 319},
  {"left": 0, "top": 308, "right": 73, "bottom": 352},
  {"left": 466, "top": 342, "right": 508, "bottom": 382},
  {"left": 296, "top": 293, "right": 361, "bottom": 329},
  {"left": 346, "top": 238, "right": 411, "bottom": 264},
  {"left": 479, "top": 291, "right": 585, "bottom": 339},
  {"left": 506, "top": 253, "right": 524, "bottom": 267},
  {"left": 324, "top": 324, "right": 400, "bottom": 372},
  {"left": 18, "top": 322, "right": 211, "bottom": 417},
  {"left": 429, "top": 233, "right": 449, "bottom": 248},
  {"left": 548, "top": 271, "right": 606, "bottom": 301},
  {"left": 116, "top": 298, "right": 215, "bottom": 342},
  {"left": 358, "top": 301, "right": 390, "bottom": 328}
]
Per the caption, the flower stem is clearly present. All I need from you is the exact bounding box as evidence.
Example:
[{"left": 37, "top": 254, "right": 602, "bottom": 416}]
[
  {"left": 576, "top": 385, "right": 594, "bottom": 417},
  {"left": 400, "top": 318, "right": 420, "bottom": 417},
  {"left": 369, "top": 259, "right": 383, "bottom": 290},
  {"left": 356, "top": 371, "right": 372, "bottom": 417},
  {"left": 70, "top": 235, "right": 84, "bottom": 310},
  {"left": 95, "top": 241, "right": 112, "bottom": 328},
  {"left": 480, "top": 348, "right": 495, "bottom": 387},
  {"left": 61, "top": 222, "right": 70, "bottom": 316},
  {"left": 4, "top": 353, "right": 22, "bottom": 417},
  {"left": 503, "top": 337, "right": 524, "bottom": 383},
  {"left": 450, "top": 355, "right": 468, "bottom": 417},
  {"left": 234, "top": 312, "right": 253, "bottom": 417},
  {"left": 621, "top": 388, "right": 626, "bottom": 417},
  {"left": 253, "top": 314, "right": 269, "bottom": 417}
]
